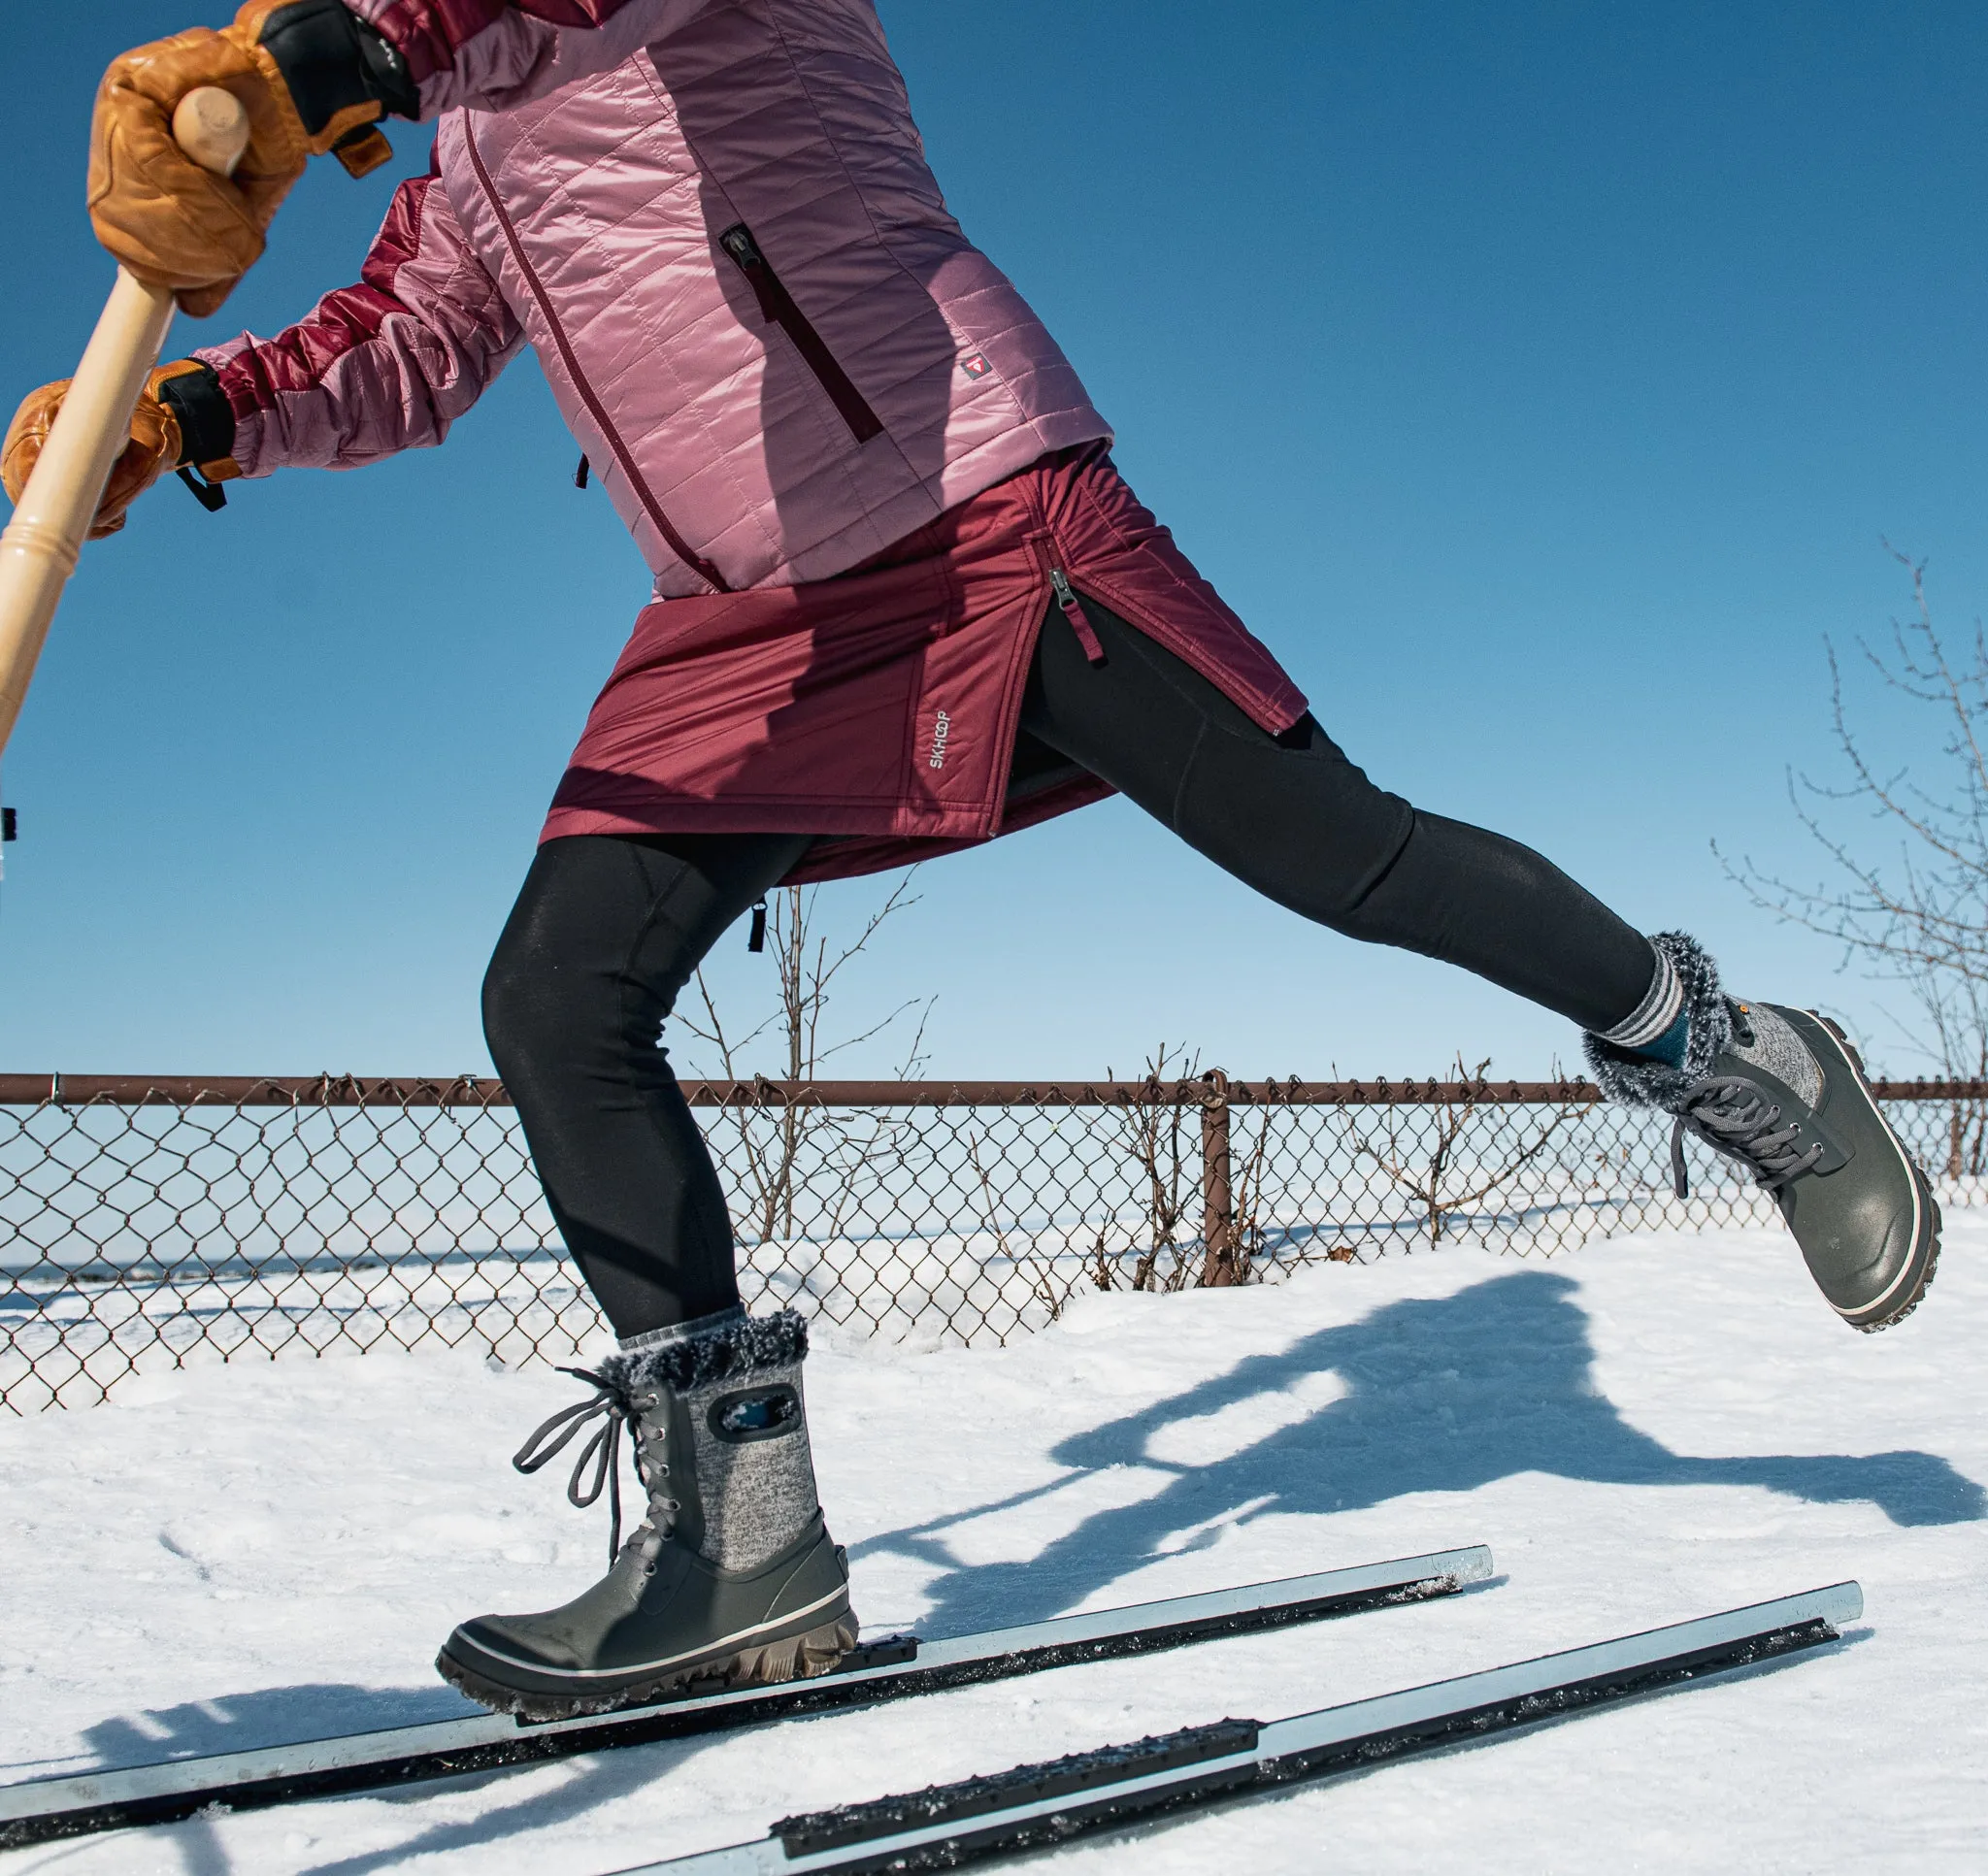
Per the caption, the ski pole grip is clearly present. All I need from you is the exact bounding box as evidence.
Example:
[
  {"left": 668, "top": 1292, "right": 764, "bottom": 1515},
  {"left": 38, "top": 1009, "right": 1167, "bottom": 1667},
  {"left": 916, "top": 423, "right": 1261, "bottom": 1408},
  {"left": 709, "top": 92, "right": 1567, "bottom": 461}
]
[
  {"left": 172, "top": 86, "right": 255, "bottom": 178},
  {"left": 0, "top": 86, "right": 249, "bottom": 759}
]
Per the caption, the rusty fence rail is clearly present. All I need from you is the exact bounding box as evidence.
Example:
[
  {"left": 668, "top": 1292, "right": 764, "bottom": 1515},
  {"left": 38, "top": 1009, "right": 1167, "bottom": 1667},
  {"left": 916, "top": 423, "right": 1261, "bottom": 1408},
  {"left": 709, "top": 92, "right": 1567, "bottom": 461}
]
[{"left": 2, "top": 1072, "right": 1981, "bottom": 1412}]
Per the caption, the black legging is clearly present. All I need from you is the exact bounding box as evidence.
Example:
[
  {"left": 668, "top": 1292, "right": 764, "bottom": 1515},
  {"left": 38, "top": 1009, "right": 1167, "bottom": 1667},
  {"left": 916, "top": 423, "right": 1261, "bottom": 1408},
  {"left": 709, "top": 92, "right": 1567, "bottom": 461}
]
[{"left": 483, "top": 596, "right": 1657, "bottom": 1337}]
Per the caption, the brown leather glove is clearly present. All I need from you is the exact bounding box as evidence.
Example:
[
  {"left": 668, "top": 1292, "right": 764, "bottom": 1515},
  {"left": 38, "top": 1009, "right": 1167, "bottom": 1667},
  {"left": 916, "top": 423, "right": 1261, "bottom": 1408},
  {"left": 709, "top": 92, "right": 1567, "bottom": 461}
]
[
  {"left": 88, "top": 2, "right": 405, "bottom": 318},
  {"left": 1, "top": 362, "right": 227, "bottom": 540}
]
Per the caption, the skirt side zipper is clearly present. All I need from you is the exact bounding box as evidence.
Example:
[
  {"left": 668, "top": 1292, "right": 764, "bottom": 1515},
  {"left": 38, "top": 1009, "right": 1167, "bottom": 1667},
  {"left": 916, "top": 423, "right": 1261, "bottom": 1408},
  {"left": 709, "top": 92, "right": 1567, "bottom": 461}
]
[{"left": 1050, "top": 567, "right": 1107, "bottom": 664}]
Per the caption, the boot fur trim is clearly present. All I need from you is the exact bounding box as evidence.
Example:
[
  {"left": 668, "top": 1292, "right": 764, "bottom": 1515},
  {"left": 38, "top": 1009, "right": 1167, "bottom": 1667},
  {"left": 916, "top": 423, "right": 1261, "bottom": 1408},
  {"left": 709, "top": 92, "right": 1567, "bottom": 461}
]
[
  {"left": 598, "top": 1307, "right": 809, "bottom": 1399},
  {"left": 1582, "top": 931, "right": 1732, "bottom": 1112}
]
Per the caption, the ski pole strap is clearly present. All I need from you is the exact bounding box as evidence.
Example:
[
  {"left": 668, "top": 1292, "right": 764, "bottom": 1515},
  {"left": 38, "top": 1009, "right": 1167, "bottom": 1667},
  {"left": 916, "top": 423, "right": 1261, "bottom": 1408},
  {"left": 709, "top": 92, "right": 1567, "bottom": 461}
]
[{"left": 175, "top": 465, "right": 228, "bottom": 512}]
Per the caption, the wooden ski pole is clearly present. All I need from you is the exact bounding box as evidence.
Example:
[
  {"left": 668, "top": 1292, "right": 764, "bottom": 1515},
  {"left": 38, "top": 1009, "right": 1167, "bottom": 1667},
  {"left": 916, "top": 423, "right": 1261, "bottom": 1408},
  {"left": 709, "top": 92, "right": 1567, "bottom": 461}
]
[{"left": 0, "top": 85, "right": 251, "bottom": 759}]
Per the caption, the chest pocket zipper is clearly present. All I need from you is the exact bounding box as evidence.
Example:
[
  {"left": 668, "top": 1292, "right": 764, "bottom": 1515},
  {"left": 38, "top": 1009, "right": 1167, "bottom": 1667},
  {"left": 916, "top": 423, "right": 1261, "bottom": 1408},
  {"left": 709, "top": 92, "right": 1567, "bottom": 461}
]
[{"left": 719, "top": 222, "right": 885, "bottom": 444}]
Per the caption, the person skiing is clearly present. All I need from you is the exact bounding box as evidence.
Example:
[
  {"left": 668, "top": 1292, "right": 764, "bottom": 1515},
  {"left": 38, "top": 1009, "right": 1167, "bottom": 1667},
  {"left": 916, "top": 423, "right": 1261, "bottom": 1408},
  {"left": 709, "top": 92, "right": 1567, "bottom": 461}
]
[{"left": 4, "top": 0, "right": 1939, "bottom": 1721}]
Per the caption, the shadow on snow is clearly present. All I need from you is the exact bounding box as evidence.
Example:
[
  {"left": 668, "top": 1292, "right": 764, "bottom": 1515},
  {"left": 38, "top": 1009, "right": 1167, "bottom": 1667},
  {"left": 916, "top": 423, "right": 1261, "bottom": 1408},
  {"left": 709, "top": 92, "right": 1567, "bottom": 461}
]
[{"left": 855, "top": 1268, "right": 1986, "bottom": 1637}]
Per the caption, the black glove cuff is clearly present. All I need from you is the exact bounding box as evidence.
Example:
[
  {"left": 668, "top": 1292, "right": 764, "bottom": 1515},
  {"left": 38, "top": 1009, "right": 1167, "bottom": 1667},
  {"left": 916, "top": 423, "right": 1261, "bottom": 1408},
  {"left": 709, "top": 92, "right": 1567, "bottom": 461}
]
[
  {"left": 158, "top": 365, "right": 237, "bottom": 469},
  {"left": 261, "top": 0, "right": 420, "bottom": 136}
]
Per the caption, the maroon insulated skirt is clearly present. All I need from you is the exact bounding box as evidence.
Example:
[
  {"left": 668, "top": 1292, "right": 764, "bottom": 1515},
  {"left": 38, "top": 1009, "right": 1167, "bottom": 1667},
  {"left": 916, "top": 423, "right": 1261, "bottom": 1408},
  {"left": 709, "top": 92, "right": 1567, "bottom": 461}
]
[{"left": 542, "top": 444, "right": 1309, "bottom": 885}]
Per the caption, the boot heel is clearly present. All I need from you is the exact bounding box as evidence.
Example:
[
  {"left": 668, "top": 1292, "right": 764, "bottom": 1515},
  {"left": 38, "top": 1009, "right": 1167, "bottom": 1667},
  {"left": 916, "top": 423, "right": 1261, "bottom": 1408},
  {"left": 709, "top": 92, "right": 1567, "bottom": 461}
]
[
  {"left": 733, "top": 1614, "right": 858, "bottom": 1689},
  {"left": 796, "top": 1614, "right": 860, "bottom": 1678}
]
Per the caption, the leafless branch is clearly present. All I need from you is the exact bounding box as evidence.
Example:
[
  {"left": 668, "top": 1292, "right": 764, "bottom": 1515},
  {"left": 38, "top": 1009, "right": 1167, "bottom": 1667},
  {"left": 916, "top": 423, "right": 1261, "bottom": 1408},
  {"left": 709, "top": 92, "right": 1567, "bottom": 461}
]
[
  {"left": 1719, "top": 551, "right": 1988, "bottom": 1082},
  {"left": 1331, "top": 1057, "right": 1588, "bottom": 1246},
  {"left": 679, "top": 870, "right": 935, "bottom": 1243}
]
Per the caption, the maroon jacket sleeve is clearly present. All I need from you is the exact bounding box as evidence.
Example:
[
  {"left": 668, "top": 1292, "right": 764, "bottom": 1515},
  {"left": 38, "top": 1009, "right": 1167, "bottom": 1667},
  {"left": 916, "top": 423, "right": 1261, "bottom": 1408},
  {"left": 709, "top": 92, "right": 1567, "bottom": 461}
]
[
  {"left": 192, "top": 155, "right": 523, "bottom": 476},
  {"left": 346, "top": 1, "right": 712, "bottom": 115}
]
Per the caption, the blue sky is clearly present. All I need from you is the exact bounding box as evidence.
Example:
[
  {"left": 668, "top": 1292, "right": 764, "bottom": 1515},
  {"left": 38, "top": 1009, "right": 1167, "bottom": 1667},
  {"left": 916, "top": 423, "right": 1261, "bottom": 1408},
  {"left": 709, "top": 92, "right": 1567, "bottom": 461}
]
[{"left": 4, "top": 1, "right": 1986, "bottom": 1080}]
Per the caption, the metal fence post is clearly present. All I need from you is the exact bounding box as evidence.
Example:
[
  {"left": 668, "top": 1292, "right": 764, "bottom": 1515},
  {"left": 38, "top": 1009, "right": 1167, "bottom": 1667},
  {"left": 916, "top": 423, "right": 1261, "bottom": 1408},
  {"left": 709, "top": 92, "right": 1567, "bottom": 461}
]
[{"left": 1200, "top": 1070, "right": 1237, "bottom": 1287}]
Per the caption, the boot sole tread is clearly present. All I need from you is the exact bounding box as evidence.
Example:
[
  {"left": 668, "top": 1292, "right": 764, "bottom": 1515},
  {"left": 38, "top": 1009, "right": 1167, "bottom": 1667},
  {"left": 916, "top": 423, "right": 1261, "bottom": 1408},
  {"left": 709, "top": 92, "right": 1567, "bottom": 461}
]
[
  {"left": 435, "top": 1613, "right": 858, "bottom": 1723},
  {"left": 1804, "top": 1010, "right": 1941, "bottom": 1333}
]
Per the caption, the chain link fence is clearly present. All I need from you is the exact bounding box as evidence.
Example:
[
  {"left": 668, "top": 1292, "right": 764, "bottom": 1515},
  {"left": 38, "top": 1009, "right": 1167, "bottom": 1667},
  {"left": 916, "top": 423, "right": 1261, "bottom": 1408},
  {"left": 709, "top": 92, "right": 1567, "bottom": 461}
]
[{"left": 2, "top": 1071, "right": 1980, "bottom": 1413}]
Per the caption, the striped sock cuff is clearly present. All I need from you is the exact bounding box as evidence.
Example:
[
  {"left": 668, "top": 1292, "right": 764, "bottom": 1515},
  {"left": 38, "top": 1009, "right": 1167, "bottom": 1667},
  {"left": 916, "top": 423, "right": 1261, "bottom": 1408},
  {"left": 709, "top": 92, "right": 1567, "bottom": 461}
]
[
  {"left": 1597, "top": 947, "right": 1684, "bottom": 1051},
  {"left": 616, "top": 1304, "right": 746, "bottom": 1355}
]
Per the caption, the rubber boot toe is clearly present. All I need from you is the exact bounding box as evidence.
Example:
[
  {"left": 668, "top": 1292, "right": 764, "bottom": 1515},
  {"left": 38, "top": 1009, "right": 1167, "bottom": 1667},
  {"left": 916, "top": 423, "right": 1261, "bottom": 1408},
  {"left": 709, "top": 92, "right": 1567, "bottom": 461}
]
[{"left": 1723, "top": 1005, "right": 1940, "bottom": 1331}]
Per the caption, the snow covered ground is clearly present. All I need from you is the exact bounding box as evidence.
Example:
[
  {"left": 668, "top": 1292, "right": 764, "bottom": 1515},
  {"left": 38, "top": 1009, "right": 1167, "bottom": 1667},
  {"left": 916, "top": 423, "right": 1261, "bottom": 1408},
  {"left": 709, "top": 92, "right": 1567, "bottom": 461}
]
[{"left": 3, "top": 1221, "right": 1985, "bottom": 1874}]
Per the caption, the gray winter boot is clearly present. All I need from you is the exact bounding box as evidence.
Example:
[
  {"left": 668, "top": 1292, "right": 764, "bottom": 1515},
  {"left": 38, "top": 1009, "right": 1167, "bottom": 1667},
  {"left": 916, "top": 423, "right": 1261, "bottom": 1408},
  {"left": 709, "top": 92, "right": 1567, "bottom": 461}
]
[
  {"left": 437, "top": 1307, "right": 856, "bottom": 1720},
  {"left": 1585, "top": 932, "right": 1940, "bottom": 1332}
]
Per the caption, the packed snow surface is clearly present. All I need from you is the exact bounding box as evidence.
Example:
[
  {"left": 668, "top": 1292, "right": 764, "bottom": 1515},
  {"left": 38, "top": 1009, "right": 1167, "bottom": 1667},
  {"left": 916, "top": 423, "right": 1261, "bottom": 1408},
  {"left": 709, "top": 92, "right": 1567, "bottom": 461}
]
[{"left": 3, "top": 1224, "right": 1986, "bottom": 1873}]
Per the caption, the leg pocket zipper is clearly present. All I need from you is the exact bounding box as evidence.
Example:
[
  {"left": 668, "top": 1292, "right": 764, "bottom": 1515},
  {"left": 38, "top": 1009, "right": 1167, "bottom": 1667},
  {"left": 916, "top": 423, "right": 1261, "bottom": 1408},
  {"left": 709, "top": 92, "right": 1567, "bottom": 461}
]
[{"left": 719, "top": 222, "right": 884, "bottom": 444}]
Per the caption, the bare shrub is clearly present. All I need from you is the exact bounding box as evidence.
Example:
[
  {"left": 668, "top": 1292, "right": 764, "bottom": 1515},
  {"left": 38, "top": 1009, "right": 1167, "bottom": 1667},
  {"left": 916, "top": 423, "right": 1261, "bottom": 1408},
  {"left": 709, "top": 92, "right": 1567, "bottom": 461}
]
[
  {"left": 679, "top": 874, "right": 933, "bottom": 1244},
  {"left": 1721, "top": 550, "right": 1988, "bottom": 1171},
  {"left": 1098, "top": 1044, "right": 1202, "bottom": 1292},
  {"left": 1328, "top": 1057, "right": 1589, "bottom": 1247},
  {"left": 1724, "top": 551, "right": 1988, "bottom": 1080}
]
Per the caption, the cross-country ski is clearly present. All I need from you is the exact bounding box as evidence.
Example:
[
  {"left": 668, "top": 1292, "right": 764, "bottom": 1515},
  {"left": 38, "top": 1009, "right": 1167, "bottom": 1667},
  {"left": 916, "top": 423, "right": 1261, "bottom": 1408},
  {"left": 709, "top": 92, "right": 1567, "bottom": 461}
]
[
  {"left": 0, "top": 1548, "right": 1493, "bottom": 1849},
  {"left": 614, "top": 1582, "right": 1862, "bottom": 1875}
]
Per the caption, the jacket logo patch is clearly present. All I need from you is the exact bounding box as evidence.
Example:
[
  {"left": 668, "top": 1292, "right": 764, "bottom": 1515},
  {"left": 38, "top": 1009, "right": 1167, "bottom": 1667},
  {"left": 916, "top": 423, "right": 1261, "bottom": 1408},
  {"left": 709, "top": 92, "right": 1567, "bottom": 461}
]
[
  {"left": 959, "top": 353, "right": 992, "bottom": 379},
  {"left": 928, "top": 709, "right": 952, "bottom": 771}
]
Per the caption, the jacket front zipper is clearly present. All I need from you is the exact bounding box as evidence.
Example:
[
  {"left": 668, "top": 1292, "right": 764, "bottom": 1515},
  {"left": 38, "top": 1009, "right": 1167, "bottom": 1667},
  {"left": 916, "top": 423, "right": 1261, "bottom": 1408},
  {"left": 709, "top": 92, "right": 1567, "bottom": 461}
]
[
  {"left": 719, "top": 222, "right": 885, "bottom": 444},
  {"left": 461, "top": 122, "right": 729, "bottom": 592}
]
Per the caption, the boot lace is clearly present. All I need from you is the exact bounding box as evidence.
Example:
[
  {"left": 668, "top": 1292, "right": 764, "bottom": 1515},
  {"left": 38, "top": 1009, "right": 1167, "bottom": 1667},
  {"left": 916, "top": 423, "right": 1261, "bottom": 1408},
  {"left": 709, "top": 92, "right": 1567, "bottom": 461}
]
[
  {"left": 1671, "top": 1075, "right": 1825, "bottom": 1200},
  {"left": 513, "top": 1366, "right": 679, "bottom": 1564}
]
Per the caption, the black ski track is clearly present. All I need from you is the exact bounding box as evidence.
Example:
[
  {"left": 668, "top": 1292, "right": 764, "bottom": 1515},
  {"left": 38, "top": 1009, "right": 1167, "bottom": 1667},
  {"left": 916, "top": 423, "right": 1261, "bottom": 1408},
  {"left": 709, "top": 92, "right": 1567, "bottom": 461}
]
[
  {"left": 612, "top": 1580, "right": 1864, "bottom": 1876},
  {"left": 0, "top": 1546, "right": 1492, "bottom": 1850}
]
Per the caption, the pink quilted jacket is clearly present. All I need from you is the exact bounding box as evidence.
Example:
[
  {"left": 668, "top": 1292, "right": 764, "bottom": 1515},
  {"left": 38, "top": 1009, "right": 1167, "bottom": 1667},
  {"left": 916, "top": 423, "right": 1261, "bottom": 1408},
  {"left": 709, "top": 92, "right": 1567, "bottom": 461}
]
[{"left": 197, "top": 0, "right": 1110, "bottom": 596}]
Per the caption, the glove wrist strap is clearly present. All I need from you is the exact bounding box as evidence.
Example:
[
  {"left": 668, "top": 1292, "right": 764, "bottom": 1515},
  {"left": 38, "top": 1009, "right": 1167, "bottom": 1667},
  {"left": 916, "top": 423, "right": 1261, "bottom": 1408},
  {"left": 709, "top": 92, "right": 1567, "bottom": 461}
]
[
  {"left": 154, "top": 363, "right": 238, "bottom": 472},
  {"left": 258, "top": 0, "right": 418, "bottom": 139}
]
